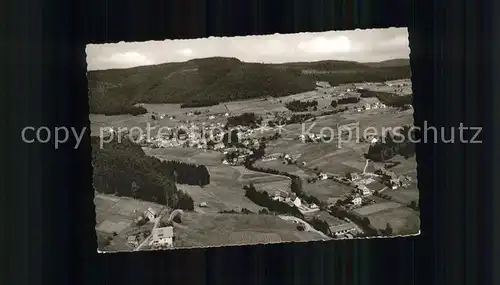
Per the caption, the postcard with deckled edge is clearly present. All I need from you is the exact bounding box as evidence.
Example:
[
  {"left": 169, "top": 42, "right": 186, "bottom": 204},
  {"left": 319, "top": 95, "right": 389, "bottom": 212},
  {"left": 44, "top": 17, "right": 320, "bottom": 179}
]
[{"left": 87, "top": 27, "right": 419, "bottom": 253}]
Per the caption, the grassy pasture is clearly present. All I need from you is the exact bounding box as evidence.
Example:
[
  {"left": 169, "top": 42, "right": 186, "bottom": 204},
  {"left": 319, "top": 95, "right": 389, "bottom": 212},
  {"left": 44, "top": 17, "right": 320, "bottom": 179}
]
[{"left": 173, "top": 212, "right": 325, "bottom": 248}]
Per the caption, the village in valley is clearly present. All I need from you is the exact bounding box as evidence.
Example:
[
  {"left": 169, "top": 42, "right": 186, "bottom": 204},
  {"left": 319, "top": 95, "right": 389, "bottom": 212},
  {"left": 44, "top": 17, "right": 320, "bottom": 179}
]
[{"left": 88, "top": 28, "right": 419, "bottom": 252}]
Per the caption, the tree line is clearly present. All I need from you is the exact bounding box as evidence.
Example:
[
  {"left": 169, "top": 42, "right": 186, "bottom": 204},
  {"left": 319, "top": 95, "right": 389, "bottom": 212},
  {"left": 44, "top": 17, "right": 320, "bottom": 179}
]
[
  {"left": 334, "top": 96, "right": 361, "bottom": 106},
  {"left": 243, "top": 184, "right": 304, "bottom": 218},
  {"left": 226, "top": 112, "right": 262, "bottom": 128},
  {"left": 244, "top": 161, "right": 322, "bottom": 207},
  {"left": 321, "top": 106, "right": 349, "bottom": 116},
  {"left": 373, "top": 92, "right": 412, "bottom": 107},
  {"left": 365, "top": 125, "right": 416, "bottom": 162},
  {"left": 91, "top": 136, "right": 196, "bottom": 210},
  {"left": 308, "top": 217, "right": 331, "bottom": 236},
  {"left": 285, "top": 100, "right": 318, "bottom": 112},
  {"left": 164, "top": 161, "right": 210, "bottom": 186},
  {"left": 180, "top": 99, "right": 220, "bottom": 108}
]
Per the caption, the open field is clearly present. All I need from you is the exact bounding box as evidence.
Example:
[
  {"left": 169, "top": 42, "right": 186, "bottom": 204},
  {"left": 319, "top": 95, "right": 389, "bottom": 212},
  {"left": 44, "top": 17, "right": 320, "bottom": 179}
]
[
  {"left": 367, "top": 207, "right": 420, "bottom": 235},
  {"left": 176, "top": 165, "right": 264, "bottom": 213},
  {"left": 353, "top": 201, "right": 403, "bottom": 216},
  {"left": 208, "top": 165, "right": 241, "bottom": 180},
  {"left": 143, "top": 147, "right": 224, "bottom": 166},
  {"left": 382, "top": 189, "right": 419, "bottom": 205},
  {"left": 313, "top": 211, "right": 346, "bottom": 226},
  {"left": 178, "top": 182, "right": 263, "bottom": 214},
  {"left": 94, "top": 193, "right": 164, "bottom": 251},
  {"left": 90, "top": 114, "right": 151, "bottom": 136},
  {"left": 385, "top": 156, "right": 418, "bottom": 174},
  {"left": 224, "top": 98, "right": 287, "bottom": 114},
  {"left": 363, "top": 83, "right": 412, "bottom": 95},
  {"left": 142, "top": 102, "right": 228, "bottom": 116},
  {"left": 173, "top": 212, "right": 325, "bottom": 248},
  {"left": 302, "top": 147, "right": 367, "bottom": 175},
  {"left": 254, "top": 159, "right": 314, "bottom": 179},
  {"left": 303, "top": 179, "right": 353, "bottom": 201},
  {"left": 94, "top": 194, "right": 163, "bottom": 228},
  {"left": 252, "top": 179, "right": 291, "bottom": 194}
]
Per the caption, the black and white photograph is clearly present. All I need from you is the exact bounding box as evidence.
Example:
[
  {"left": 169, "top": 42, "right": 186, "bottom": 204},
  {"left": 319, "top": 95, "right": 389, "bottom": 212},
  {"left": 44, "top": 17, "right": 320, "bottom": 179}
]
[{"left": 87, "top": 27, "right": 419, "bottom": 253}]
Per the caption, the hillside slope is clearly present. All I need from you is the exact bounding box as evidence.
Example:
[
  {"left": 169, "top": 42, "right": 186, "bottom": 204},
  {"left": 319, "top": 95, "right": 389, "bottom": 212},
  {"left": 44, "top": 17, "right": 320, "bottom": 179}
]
[{"left": 87, "top": 57, "right": 411, "bottom": 115}]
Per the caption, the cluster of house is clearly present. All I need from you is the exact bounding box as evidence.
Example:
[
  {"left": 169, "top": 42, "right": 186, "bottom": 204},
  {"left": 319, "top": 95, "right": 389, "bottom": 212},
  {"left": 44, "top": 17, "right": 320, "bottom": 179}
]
[
  {"left": 222, "top": 147, "right": 254, "bottom": 165},
  {"left": 150, "top": 112, "right": 169, "bottom": 120},
  {"left": 139, "top": 120, "right": 264, "bottom": 151},
  {"left": 355, "top": 102, "right": 388, "bottom": 112},
  {"left": 186, "top": 111, "right": 230, "bottom": 118},
  {"left": 297, "top": 133, "right": 330, "bottom": 143},
  {"left": 272, "top": 190, "right": 320, "bottom": 214},
  {"left": 375, "top": 168, "right": 412, "bottom": 190},
  {"left": 134, "top": 207, "right": 158, "bottom": 226},
  {"left": 386, "top": 80, "right": 411, "bottom": 88},
  {"left": 314, "top": 211, "right": 359, "bottom": 238},
  {"left": 330, "top": 172, "right": 380, "bottom": 209},
  {"left": 127, "top": 207, "right": 175, "bottom": 249},
  {"left": 140, "top": 122, "right": 226, "bottom": 149}
]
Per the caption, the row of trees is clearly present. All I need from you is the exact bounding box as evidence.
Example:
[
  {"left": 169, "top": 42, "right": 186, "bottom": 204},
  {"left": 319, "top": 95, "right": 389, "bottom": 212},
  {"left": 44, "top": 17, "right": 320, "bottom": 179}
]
[
  {"left": 374, "top": 92, "right": 413, "bottom": 107},
  {"left": 335, "top": 97, "right": 361, "bottom": 105},
  {"left": 165, "top": 161, "right": 210, "bottom": 186},
  {"left": 290, "top": 176, "right": 322, "bottom": 206},
  {"left": 91, "top": 102, "right": 148, "bottom": 116},
  {"left": 226, "top": 112, "right": 262, "bottom": 128},
  {"left": 285, "top": 100, "right": 318, "bottom": 112},
  {"left": 180, "top": 99, "right": 219, "bottom": 108},
  {"left": 308, "top": 217, "right": 331, "bottom": 236},
  {"left": 365, "top": 125, "right": 416, "bottom": 162},
  {"left": 243, "top": 184, "right": 304, "bottom": 218}
]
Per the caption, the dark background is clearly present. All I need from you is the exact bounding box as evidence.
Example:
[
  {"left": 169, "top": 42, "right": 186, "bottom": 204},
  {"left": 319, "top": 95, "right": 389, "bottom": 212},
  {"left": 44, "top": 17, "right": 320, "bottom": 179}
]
[{"left": 2, "top": 0, "right": 496, "bottom": 284}]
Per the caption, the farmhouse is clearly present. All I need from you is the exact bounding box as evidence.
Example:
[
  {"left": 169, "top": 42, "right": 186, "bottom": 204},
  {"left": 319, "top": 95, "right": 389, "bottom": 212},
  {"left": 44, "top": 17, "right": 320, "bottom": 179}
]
[
  {"left": 293, "top": 197, "right": 302, "bottom": 208},
  {"left": 352, "top": 196, "right": 362, "bottom": 206},
  {"left": 272, "top": 190, "right": 287, "bottom": 202},
  {"left": 127, "top": 235, "right": 139, "bottom": 247},
  {"left": 330, "top": 223, "right": 358, "bottom": 237},
  {"left": 150, "top": 226, "right": 174, "bottom": 248},
  {"left": 318, "top": 173, "right": 328, "bottom": 180},
  {"left": 144, "top": 207, "right": 157, "bottom": 222},
  {"left": 390, "top": 178, "right": 399, "bottom": 190},
  {"left": 347, "top": 172, "right": 360, "bottom": 181},
  {"left": 355, "top": 184, "right": 372, "bottom": 196}
]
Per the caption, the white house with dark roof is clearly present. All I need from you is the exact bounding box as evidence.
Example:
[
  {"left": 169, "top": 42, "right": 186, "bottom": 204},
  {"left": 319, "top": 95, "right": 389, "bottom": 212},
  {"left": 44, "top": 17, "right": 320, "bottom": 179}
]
[
  {"left": 144, "top": 207, "right": 157, "bottom": 222},
  {"left": 330, "top": 223, "right": 358, "bottom": 237},
  {"left": 150, "top": 226, "right": 174, "bottom": 248}
]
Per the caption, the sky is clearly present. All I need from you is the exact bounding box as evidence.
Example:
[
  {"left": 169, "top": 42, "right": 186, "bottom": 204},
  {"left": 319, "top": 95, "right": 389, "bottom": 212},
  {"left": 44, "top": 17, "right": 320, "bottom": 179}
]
[{"left": 86, "top": 27, "right": 409, "bottom": 71}]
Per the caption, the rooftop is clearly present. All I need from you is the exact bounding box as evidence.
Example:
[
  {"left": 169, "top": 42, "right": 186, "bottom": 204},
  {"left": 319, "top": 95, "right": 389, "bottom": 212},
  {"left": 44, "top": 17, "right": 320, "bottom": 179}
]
[
  {"left": 329, "top": 222, "right": 357, "bottom": 233},
  {"left": 153, "top": 226, "right": 174, "bottom": 238}
]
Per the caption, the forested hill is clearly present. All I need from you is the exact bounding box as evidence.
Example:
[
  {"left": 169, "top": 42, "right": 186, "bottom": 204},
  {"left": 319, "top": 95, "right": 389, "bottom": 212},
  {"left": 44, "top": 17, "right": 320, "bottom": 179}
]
[
  {"left": 87, "top": 57, "right": 411, "bottom": 115},
  {"left": 91, "top": 137, "right": 209, "bottom": 210}
]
